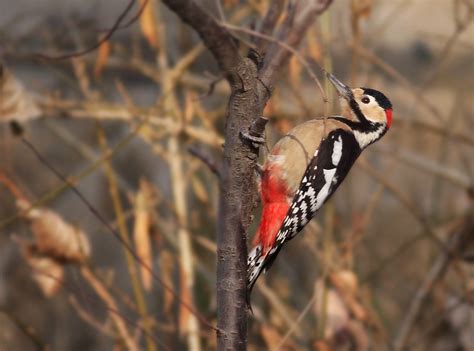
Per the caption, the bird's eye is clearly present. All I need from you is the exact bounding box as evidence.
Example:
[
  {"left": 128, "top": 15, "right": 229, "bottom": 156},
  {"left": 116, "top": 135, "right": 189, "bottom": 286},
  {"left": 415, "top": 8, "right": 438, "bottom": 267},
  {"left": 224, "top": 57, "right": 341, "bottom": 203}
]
[{"left": 361, "top": 96, "right": 370, "bottom": 104}]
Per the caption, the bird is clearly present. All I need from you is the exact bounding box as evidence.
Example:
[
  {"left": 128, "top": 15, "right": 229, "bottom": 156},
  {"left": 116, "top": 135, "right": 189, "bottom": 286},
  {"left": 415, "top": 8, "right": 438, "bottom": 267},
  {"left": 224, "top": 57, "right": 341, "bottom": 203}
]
[{"left": 247, "top": 72, "right": 393, "bottom": 293}]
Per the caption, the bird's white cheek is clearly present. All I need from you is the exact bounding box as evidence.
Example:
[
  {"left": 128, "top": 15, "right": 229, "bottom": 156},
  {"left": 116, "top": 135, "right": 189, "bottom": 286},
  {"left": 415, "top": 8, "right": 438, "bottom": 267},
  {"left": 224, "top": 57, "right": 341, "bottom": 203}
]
[{"left": 361, "top": 105, "right": 386, "bottom": 124}]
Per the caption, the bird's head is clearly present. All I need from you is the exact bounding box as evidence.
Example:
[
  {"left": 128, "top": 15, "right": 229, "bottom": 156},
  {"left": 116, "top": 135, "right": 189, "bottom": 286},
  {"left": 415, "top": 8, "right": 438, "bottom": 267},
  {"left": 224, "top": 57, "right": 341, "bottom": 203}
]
[{"left": 327, "top": 72, "right": 393, "bottom": 129}]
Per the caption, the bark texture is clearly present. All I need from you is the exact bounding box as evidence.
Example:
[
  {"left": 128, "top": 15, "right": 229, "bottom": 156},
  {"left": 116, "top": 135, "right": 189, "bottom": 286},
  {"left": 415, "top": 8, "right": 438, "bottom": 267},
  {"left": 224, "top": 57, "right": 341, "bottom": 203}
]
[{"left": 216, "top": 57, "right": 262, "bottom": 350}]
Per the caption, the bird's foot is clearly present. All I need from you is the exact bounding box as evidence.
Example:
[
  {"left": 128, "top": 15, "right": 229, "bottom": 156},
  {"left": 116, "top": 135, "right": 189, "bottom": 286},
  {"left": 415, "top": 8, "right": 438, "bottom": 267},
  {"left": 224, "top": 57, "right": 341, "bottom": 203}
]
[{"left": 240, "top": 116, "right": 268, "bottom": 149}]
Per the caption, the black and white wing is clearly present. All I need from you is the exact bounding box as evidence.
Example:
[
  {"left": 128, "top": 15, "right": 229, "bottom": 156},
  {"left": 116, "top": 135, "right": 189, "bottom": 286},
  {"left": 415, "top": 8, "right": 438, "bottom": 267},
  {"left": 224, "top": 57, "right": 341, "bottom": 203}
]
[{"left": 248, "top": 129, "right": 362, "bottom": 291}]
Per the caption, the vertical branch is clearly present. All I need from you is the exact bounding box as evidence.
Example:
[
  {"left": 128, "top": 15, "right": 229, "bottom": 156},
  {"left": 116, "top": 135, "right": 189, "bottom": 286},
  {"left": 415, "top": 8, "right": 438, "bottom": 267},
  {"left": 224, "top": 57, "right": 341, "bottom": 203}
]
[
  {"left": 97, "top": 126, "right": 156, "bottom": 351},
  {"left": 156, "top": 4, "right": 202, "bottom": 348},
  {"left": 216, "top": 58, "right": 261, "bottom": 350},
  {"left": 169, "top": 138, "right": 202, "bottom": 351},
  {"left": 160, "top": 1, "right": 334, "bottom": 349},
  {"left": 393, "top": 210, "right": 474, "bottom": 351},
  {"left": 81, "top": 267, "right": 140, "bottom": 351},
  {"left": 254, "top": 0, "right": 286, "bottom": 50},
  {"left": 259, "top": 0, "right": 334, "bottom": 90}
]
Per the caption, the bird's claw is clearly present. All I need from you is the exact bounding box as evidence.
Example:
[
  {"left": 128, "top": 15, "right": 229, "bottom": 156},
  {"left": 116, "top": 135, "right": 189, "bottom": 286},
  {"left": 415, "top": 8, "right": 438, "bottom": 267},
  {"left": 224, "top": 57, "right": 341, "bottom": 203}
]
[
  {"left": 240, "top": 116, "right": 268, "bottom": 149},
  {"left": 240, "top": 130, "right": 265, "bottom": 148}
]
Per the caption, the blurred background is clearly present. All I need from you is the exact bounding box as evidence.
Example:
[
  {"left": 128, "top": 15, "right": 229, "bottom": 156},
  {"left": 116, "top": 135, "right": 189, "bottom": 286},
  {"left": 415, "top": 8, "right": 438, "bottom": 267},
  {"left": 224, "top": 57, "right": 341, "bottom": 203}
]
[{"left": 0, "top": 0, "right": 473, "bottom": 350}]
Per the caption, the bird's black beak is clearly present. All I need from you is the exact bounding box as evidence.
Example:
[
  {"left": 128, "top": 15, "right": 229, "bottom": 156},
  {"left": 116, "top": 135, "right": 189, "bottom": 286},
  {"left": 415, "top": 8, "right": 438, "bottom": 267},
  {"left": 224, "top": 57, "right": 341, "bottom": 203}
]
[{"left": 327, "top": 72, "right": 352, "bottom": 100}]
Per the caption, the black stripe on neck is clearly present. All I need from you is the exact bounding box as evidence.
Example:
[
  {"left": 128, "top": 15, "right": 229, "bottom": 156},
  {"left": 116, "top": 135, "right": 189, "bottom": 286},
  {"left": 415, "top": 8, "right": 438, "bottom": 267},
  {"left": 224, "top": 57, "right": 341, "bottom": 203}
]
[
  {"left": 329, "top": 116, "right": 387, "bottom": 145},
  {"left": 328, "top": 116, "right": 379, "bottom": 133}
]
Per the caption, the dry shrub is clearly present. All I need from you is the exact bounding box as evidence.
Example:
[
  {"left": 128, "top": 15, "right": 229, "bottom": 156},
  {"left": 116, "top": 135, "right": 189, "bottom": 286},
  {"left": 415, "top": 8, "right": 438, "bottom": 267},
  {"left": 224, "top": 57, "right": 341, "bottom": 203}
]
[
  {"left": 314, "top": 270, "right": 369, "bottom": 351},
  {"left": 0, "top": 63, "right": 41, "bottom": 123},
  {"left": 16, "top": 199, "right": 91, "bottom": 264},
  {"left": 22, "top": 243, "right": 64, "bottom": 297}
]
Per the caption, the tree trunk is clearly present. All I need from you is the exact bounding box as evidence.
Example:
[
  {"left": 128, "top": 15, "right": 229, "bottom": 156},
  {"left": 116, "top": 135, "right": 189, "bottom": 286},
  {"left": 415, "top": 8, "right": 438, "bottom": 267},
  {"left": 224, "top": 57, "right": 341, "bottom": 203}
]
[
  {"left": 160, "top": 1, "right": 334, "bottom": 349},
  {"left": 216, "top": 58, "right": 262, "bottom": 350}
]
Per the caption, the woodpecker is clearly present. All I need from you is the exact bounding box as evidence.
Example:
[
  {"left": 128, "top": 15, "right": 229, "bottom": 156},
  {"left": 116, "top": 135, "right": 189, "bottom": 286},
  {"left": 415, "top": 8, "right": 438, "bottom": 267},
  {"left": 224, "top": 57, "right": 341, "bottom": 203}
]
[{"left": 247, "top": 73, "right": 393, "bottom": 293}]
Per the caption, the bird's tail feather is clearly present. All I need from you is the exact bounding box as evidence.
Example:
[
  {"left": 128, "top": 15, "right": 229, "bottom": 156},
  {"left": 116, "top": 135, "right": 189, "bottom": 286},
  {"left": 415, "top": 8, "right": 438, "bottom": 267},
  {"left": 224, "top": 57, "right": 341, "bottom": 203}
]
[{"left": 247, "top": 244, "right": 266, "bottom": 294}]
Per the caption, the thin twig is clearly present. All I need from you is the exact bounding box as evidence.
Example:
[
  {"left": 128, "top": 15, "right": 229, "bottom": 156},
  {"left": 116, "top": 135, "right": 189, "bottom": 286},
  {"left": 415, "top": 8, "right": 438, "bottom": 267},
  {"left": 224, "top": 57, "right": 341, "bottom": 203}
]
[
  {"left": 35, "top": 0, "right": 137, "bottom": 60},
  {"left": 375, "top": 144, "right": 471, "bottom": 188},
  {"left": 156, "top": 11, "right": 203, "bottom": 348},
  {"left": 161, "top": 0, "right": 240, "bottom": 72},
  {"left": 40, "top": 265, "right": 169, "bottom": 349},
  {"left": 256, "top": 280, "right": 302, "bottom": 338},
  {"left": 0, "top": 309, "right": 49, "bottom": 351},
  {"left": 274, "top": 292, "right": 318, "bottom": 350},
  {"left": 97, "top": 125, "right": 156, "bottom": 351},
  {"left": 69, "top": 295, "right": 115, "bottom": 337},
  {"left": 19, "top": 136, "right": 217, "bottom": 332},
  {"left": 221, "top": 22, "right": 328, "bottom": 103},
  {"left": 0, "top": 171, "right": 28, "bottom": 201},
  {"left": 100, "top": 0, "right": 150, "bottom": 32},
  {"left": 188, "top": 146, "right": 221, "bottom": 176},
  {"left": 357, "top": 158, "right": 447, "bottom": 251},
  {"left": 349, "top": 43, "right": 446, "bottom": 123},
  {"left": 419, "top": 0, "right": 473, "bottom": 87},
  {"left": 81, "top": 266, "right": 140, "bottom": 351},
  {"left": 254, "top": 0, "right": 286, "bottom": 50},
  {"left": 393, "top": 211, "right": 474, "bottom": 351},
  {"left": 0, "top": 114, "right": 150, "bottom": 230}
]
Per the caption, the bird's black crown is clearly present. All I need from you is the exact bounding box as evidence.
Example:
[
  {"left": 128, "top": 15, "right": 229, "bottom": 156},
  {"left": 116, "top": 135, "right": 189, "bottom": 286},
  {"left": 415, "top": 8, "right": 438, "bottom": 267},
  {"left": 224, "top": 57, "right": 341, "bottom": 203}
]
[{"left": 362, "top": 88, "right": 392, "bottom": 110}]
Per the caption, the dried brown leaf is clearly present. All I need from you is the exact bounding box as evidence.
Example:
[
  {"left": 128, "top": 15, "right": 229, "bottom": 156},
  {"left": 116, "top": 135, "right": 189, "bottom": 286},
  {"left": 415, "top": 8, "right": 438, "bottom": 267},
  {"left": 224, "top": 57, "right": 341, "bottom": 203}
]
[
  {"left": 330, "top": 270, "right": 358, "bottom": 295},
  {"left": 191, "top": 177, "right": 209, "bottom": 203},
  {"left": 306, "top": 28, "right": 322, "bottom": 63},
  {"left": 351, "top": 0, "right": 373, "bottom": 18},
  {"left": 223, "top": 0, "right": 238, "bottom": 8},
  {"left": 139, "top": 0, "right": 159, "bottom": 48},
  {"left": 446, "top": 295, "right": 474, "bottom": 350},
  {"left": 261, "top": 325, "right": 279, "bottom": 349},
  {"left": 275, "top": 119, "right": 293, "bottom": 135},
  {"left": 94, "top": 39, "right": 111, "bottom": 79},
  {"left": 18, "top": 242, "right": 64, "bottom": 297},
  {"left": 330, "top": 270, "right": 368, "bottom": 321},
  {"left": 263, "top": 99, "right": 275, "bottom": 119},
  {"left": 159, "top": 250, "right": 175, "bottom": 314},
  {"left": 179, "top": 265, "right": 191, "bottom": 336},
  {"left": 313, "top": 340, "right": 331, "bottom": 351},
  {"left": 17, "top": 199, "right": 91, "bottom": 263},
  {"left": 263, "top": 86, "right": 280, "bottom": 119},
  {"left": 184, "top": 91, "right": 195, "bottom": 123},
  {"left": 0, "top": 64, "right": 41, "bottom": 123},
  {"left": 28, "top": 254, "right": 64, "bottom": 297},
  {"left": 133, "top": 179, "right": 154, "bottom": 291},
  {"left": 81, "top": 267, "right": 139, "bottom": 351},
  {"left": 314, "top": 280, "right": 350, "bottom": 339},
  {"left": 314, "top": 278, "right": 370, "bottom": 350},
  {"left": 340, "top": 320, "right": 369, "bottom": 351},
  {"left": 289, "top": 55, "right": 302, "bottom": 90}
]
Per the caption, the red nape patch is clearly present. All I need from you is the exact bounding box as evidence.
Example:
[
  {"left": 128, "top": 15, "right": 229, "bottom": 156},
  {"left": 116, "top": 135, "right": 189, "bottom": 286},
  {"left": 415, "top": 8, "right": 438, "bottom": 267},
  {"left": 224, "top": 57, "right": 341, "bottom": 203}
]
[{"left": 386, "top": 109, "right": 393, "bottom": 128}]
